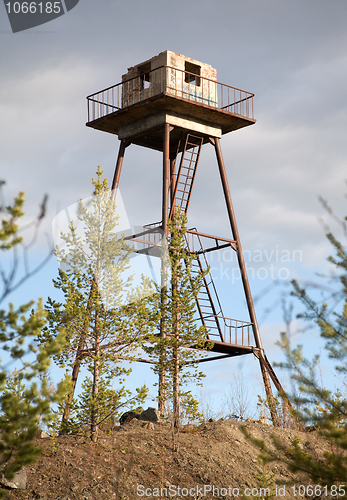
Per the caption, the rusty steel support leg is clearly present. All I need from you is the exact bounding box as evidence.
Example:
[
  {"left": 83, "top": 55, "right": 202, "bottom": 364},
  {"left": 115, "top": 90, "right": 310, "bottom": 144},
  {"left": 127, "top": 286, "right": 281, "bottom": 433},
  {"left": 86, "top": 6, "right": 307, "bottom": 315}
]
[
  {"left": 162, "top": 125, "right": 171, "bottom": 234},
  {"left": 170, "top": 157, "right": 177, "bottom": 216},
  {"left": 213, "top": 137, "right": 280, "bottom": 427},
  {"left": 158, "top": 124, "right": 171, "bottom": 417},
  {"left": 111, "top": 139, "right": 129, "bottom": 201}
]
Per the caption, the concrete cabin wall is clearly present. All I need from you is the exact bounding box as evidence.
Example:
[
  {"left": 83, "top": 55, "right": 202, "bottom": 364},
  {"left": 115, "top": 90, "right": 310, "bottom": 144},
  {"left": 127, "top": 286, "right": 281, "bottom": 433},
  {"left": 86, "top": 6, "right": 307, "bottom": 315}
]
[{"left": 122, "top": 51, "right": 218, "bottom": 108}]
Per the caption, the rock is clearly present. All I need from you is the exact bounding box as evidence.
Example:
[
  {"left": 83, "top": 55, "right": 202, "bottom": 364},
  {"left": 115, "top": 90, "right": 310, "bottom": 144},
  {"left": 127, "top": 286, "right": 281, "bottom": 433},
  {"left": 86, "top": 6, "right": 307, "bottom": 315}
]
[
  {"left": 208, "top": 417, "right": 214, "bottom": 422},
  {"left": 0, "top": 469, "right": 27, "bottom": 489},
  {"left": 143, "top": 422, "right": 154, "bottom": 430},
  {"left": 228, "top": 414, "right": 241, "bottom": 421},
  {"left": 128, "top": 418, "right": 142, "bottom": 427},
  {"left": 306, "top": 425, "right": 317, "bottom": 432},
  {"left": 258, "top": 418, "right": 270, "bottom": 425},
  {"left": 119, "top": 407, "right": 160, "bottom": 425},
  {"left": 138, "top": 407, "right": 159, "bottom": 422},
  {"left": 34, "top": 493, "right": 48, "bottom": 500},
  {"left": 38, "top": 430, "right": 51, "bottom": 439},
  {"left": 119, "top": 410, "right": 137, "bottom": 425}
]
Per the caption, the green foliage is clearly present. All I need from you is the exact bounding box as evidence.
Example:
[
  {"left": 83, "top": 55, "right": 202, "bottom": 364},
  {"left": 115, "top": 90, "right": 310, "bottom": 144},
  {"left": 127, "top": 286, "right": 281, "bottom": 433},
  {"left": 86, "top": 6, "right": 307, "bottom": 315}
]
[
  {"left": 146, "top": 210, "right": 210, "bottom": 430},
  {"left": 315, "top": 388, "right": 347, "bottom": 428},
  {"left": 179, "top": 391, "right": 204, "bottom": 424},
  {"left": 39, "top": 168, "right": 156, "bottom": 440},
  {"left": 0, "top": 187, "right": 68, "bottom": 498},
  {"left": 0, "top": 190, "right": 24, "bottom": 250},
  {"left": 245, "top": 202, "right": 347, "bottom": 487},
  {"left": 252, "top": 464, "right": 276, "bottom": 500},
  {"left": 257, "top": 393, "right": 298, "bottom": 429},
  {"left": 241, "top": 427, "right": 276, "bottom": 499},
  {"left": 163, "top": 390, "right": 204, "bottom": 425},
  {"left": 62, "top": 371, "right": 148, "bottom": 434},
  {"left": 40, "top": 168, "right": 154, "bottom": 369}
]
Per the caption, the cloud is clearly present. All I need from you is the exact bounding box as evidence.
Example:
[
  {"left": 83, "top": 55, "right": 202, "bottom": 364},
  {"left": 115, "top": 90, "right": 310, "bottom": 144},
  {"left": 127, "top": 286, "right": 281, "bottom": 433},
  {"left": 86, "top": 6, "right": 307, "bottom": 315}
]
[{"left": 1, "top": 0, "right": 346, "bottom": 404}]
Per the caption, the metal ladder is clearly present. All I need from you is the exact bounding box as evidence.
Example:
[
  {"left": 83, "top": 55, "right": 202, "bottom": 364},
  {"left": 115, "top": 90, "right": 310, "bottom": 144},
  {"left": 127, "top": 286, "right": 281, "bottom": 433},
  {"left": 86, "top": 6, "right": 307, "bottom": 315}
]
[
  {"left": 169, "top": 133, "right": 226, "bottom": 343},
  {"left": 169, "top": 134, "right": 203, "bottom": 218},
  {"left": 185, "top": 231, "right": 225, "bottom": 343}
]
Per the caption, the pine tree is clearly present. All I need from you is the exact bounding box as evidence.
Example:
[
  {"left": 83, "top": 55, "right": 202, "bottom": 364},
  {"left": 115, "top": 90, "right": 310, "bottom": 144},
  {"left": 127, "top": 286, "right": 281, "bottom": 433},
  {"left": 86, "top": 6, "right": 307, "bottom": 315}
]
[
  {"left": 62, "top": 365, "right": 148, "bottom": 434},
  {"left": 146, "top": 210, "right": 210, "bottom": 450},
  {"left": 0, "top": 187, "right": 67, "bottom": 499},
  {"left": 243, "top": 201, "right": 347, "bottom": 486},
  {"left": 38, "top": 168, "right": 156, "bottom": 440}
]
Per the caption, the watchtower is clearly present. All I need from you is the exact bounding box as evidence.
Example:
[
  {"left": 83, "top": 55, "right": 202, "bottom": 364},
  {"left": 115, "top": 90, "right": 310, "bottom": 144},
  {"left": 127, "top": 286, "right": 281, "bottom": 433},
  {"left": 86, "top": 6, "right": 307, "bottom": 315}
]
[{"left": 86, "top": 51, "right": 284, "bottom": 425}]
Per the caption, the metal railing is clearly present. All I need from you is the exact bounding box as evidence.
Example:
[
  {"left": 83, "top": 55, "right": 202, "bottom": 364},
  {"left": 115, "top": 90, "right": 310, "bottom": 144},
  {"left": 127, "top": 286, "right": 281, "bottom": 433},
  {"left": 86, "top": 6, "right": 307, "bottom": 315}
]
[
  {"left": 217, "top": 315, "right": 253, "bottom": 347},
  {"left": 87, "top": 65, "right": 254, "bottom": 123},
  {"left": 124, "top": 222, "right": 164, "bottom": 254},
  {"left": 126, "top": 222, "right": 254, "bottom": 348},
  {"left": 184, "top": 229, "right": 253, "bottom": 347}
]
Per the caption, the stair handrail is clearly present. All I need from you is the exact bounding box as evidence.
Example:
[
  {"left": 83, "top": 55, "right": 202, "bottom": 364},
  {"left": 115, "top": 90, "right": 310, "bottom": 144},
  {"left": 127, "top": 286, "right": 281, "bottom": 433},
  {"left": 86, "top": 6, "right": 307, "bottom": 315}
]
[{"left": 186, "top": 228, "right": 225, "bottom": 319}]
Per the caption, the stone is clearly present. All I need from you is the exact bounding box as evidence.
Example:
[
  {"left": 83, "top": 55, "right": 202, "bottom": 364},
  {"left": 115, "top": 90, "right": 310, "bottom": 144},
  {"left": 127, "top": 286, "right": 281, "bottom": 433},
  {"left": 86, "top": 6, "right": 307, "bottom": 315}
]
[
  {"left": 0, "top": 469, "right": 27, "bottom": 490},
  {"left": 119, "top": 407, "right": 160, "bottom": 425},
  {"left": 138, "top": 407, "right": 159, "bottom": 423},
  {"left": 119, "top": 410, "right": 137, "bottom": 425},
  {"left": 38, "top": 430, "right": 51, "bottom": 439},
  {"left": 258, "top": 418, "right": 270, "bottom": 425},
  {"left": 143, "top": 422, "right": 154, "bottom": 430},
  {"left": 34, "top": 494, "right": 48, "bottom": 500}
]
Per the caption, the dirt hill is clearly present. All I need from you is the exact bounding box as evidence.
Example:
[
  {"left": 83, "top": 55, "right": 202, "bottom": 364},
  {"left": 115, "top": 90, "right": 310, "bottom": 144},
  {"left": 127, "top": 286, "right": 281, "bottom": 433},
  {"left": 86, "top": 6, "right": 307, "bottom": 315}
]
[{"left": 5, "top": 418, "right": 336, "bottom": 500}]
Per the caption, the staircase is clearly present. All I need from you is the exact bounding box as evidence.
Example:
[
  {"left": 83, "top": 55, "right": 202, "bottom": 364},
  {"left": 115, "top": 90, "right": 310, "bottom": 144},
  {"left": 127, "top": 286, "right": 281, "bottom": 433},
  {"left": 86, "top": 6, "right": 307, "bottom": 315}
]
[
  {"left": 169, "top": 134, "right": 203, "bottom": 218},
  {"left": 185, "top": 231, "right": 225, "bottom": 343}
]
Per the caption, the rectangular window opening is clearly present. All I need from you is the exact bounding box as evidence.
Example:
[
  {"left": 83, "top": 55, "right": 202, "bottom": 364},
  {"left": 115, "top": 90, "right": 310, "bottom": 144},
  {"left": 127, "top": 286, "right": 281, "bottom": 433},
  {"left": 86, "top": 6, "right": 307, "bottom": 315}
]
[
  {"left": 185, "top": 61, "right": 201, "bottom": 86},
  {"left": 138, "top": 62, "right": 151, "bottom": 90}
]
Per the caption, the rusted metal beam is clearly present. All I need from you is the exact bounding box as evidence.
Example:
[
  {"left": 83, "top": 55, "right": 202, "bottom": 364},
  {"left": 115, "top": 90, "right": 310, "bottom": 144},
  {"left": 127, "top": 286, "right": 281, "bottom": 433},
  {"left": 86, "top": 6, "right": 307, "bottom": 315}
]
[
  {"left": 124, "top": 226, "right": 162, "bottom": 240},
  {"left": 214, "top": 138, "right": 261, "bottom": 344},
  {"left": 186, "top": 229, "right": 237, "bottom": 247},
  {"left": 126, "top": 237, "right": 161, "bottom": 247},
  {"left": 214, "top": 137, "right": 280, "bottom": 427},
  {"left": 190, "top": 242, "right": 232, "bottom": 256},
  {"left": 162, "top": 124, "right": 170, "bottom": 236},
  {"left": 184, "top": 354, "right": 238, "bottom": 364},
  {"left": 111, "top": 139, "right": 129, "bottom": 201},
  {"left": 158, "top": 123, "right": 171, "bottom": 417},
  {"left": 170, "top": 156, "right": 177, "bottom": 215}
]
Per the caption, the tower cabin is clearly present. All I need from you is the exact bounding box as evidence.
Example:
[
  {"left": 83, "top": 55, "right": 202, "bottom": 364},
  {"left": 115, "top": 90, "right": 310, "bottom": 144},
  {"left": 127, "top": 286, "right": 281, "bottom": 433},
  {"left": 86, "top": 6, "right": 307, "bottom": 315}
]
[{"left": 86, "top": 50, "right": 255, "bottom": 152}]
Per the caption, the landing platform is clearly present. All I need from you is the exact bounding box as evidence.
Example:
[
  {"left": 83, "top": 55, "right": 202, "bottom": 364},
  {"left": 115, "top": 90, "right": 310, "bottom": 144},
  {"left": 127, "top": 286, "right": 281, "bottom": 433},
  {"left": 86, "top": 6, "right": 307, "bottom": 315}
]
[
  {"left": 86, "top": 93, "right": 255, "bottom": 152},
  {"left": 206, "top": 339, "right": 254, "bottom": 356},
  {"left": 86, "top": 66, "right": 256, "bottom": 153}
]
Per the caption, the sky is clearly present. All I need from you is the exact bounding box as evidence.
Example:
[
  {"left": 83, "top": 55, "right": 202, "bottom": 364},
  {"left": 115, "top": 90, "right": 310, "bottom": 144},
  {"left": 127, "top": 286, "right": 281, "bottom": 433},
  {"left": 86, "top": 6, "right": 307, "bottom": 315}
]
[{"left": 1, "top": 0, "right": 347, "bottom": 417}]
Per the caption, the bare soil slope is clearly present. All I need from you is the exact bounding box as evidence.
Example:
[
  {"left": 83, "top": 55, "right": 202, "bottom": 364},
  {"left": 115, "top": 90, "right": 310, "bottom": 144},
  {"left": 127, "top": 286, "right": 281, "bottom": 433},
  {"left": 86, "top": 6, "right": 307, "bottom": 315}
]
[{"left": 6, "top": 419, "right": 336, "bottom": 500}]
